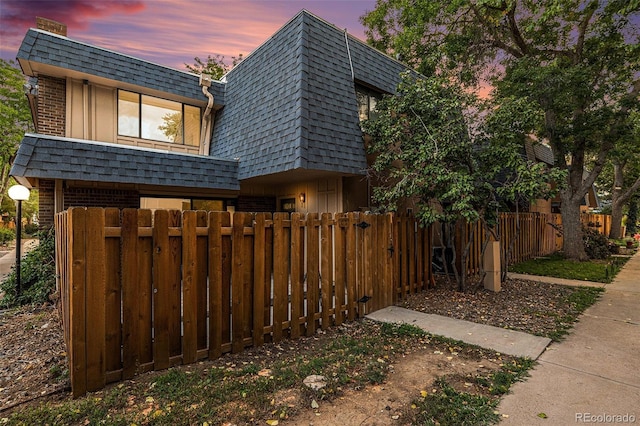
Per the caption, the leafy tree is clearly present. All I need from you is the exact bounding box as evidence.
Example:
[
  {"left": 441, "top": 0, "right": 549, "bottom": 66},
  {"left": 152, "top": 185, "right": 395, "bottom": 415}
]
[
  {"left": 362, "top": 0, "right": 640, "bottom": 260},
  {"left": 184, "top": 54, "right": 244, "bottom": 79},
  {"left": 0, "top": 59, "right": 33, "bottom": 206},
  {"left": 363, "top": 73, "right": 562, "bottom": 291},
  {"left": 600, "top": 111, "right": 640, "bottom": 238}
]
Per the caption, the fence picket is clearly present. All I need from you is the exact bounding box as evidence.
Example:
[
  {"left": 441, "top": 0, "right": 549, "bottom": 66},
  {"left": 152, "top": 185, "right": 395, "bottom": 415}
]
[
  {"left": 121, "top": 208, "right": 140, "bottom": 379},
  {"left": 152, "top": 210, "right": 171, "bottom": 370},
  {"left": 182, "top": 210, "right": 198, "bottom": 364}
]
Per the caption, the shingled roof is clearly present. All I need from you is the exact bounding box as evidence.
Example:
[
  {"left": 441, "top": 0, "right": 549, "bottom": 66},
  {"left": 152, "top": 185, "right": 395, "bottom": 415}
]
[
  {"left": 211, "top": 10, "right": 409, "bottom": 180},
  {"left": 17, "top": 28, "right": 225, "bottom": 105},
  {"left": 11, "top": 134, "right": 239, "bottom": 191}
]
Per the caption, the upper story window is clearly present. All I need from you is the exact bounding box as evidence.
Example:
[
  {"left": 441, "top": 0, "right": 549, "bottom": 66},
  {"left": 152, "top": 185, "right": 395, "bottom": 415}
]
[
  {"left": 356, "top": 85, "right": 382, "bottom": 122},
  {"left": 118, "top": 90, "right": 201, "bottom": 146}
]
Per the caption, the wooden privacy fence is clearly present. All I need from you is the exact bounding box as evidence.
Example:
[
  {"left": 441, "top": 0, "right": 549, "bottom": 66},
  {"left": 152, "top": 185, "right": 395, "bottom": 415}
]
[
  {"left": 581, "top": 213, "right": 611, "bottom": 236},
  {"left": 456, "top": 212, "right": 562, "bottom": 277},
  {"left": 55, "top": 208, "right": 433, "bottom": 396}
]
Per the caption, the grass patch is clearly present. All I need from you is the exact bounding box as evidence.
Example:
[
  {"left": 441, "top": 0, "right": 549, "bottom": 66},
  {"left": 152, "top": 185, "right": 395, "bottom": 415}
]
[
  {"left": 410, "top": 358, "right": 535, "bottom": 425},
  {"left": 3, "top": 321, "right": 430, "bottom": 425},
  {"left": 547, "top": 286, "right": 605, "bottom": 341},
  {"left": 508, "top": 252, "right": 629, "bottom": 283}
]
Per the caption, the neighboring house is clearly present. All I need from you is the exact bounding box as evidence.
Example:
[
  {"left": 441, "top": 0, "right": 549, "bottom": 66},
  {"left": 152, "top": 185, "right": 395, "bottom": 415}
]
[
  {"left": 10, "top": 11, "right": 408, "bottom": 228},
  {"left": 522, "top": 139, "right": 600, "bottom": 214}
]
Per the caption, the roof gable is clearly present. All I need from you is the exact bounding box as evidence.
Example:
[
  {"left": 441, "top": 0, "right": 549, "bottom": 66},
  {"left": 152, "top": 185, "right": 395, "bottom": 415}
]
[
  {"left": 211, "top": 10, "right": 410, "bottom": 180},
  {"left": 17, "top": 28, "right": 225, "bottom": 105}
]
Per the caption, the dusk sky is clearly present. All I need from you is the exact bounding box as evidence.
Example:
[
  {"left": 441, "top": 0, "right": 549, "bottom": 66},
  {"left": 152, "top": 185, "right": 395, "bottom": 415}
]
[{"left": 1, "top": 0, "right": 378, "bottom": 71}]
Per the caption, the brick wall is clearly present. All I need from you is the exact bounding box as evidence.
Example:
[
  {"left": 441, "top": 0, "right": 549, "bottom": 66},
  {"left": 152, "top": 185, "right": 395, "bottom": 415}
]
[
  {"left": 236, "top": 196, "right": 276, "bottom": 212},
  {"left": 63, "top": 187, "right": 140, "bottom": 210},
  {"left": 38, "top": 180, "right": 55, "bottom": 229},
  {"left": 37, "top": 76, "right": 66, "bottom": 136}
]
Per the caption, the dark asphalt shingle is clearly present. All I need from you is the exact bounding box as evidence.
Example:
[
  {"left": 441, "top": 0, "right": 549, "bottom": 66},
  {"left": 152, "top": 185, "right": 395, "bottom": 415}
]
[{"left": 11, "top": 134, "right": 239, "bottom": 191}]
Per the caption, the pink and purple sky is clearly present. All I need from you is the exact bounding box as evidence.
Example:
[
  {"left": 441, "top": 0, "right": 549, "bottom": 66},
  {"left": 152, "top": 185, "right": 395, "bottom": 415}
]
[{"left": 1, "top": 0, "right": 378, "bottom": 71}]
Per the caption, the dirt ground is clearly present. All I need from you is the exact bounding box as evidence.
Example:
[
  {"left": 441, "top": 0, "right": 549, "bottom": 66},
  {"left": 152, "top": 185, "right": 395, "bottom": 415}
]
[{"left": 0, "top": 275, "right": 595, "bottom": 423}]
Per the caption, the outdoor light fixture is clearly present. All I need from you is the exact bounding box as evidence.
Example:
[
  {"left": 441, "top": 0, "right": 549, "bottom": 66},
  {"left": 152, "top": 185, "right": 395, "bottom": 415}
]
[
  {"left": 299, "top": 193, "right": 306, "bottom": 203},
  {"left": 8, "top": 184, "right": 30, "bottom": 298}
]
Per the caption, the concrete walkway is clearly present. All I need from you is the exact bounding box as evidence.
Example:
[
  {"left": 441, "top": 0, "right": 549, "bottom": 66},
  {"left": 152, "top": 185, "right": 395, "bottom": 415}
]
[
  {"left": 366, "top": 306, "right": 551, "bottom": 359},
  {"left": 0, "top": 239, "right": 39, "bottom": 282},
  {"left": 499, "top": 251, "right": 640, "bottom": 425}
]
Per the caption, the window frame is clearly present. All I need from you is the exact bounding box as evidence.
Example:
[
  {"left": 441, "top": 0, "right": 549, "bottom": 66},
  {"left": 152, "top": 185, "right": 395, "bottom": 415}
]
[{"left": 117, "top": 89, "right": 202, "bottom": 146}]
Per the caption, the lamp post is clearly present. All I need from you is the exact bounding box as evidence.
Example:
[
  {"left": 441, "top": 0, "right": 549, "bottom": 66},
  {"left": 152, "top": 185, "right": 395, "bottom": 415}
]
[{"left": 8, "top": 184, "right": 30, "bottom": 298}]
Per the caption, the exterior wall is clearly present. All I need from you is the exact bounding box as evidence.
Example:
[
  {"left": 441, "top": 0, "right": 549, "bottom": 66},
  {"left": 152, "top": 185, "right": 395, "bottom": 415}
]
[
  {"left": 236, "top": 196, "right": 276, "bottom": 212},
  {"left": 37, "top": 76, "right": 66, "bottom": 136},
  {"left": 530, "top": 198, "right": 552, "bottom": 214},
  {"left": 239, "top": 177, "right": 344, "bottom": 214},
  {"left": 38, "top": 180, "right": 55, "bottom": 229},
  {"left": 67, "top": 79, "right": 116, "bottom": 142},
  {"left": 63, "top": 187, "right": 140, "bottom": 210}
]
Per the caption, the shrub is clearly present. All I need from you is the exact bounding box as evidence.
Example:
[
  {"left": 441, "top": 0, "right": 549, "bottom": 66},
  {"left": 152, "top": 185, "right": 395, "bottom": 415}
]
[
  {"left": 0, "top": 227, "right": 56, "bottom": 308},
  {"left": 0, "top": 227, "right": 15, "bottom": 245},
  {"left": 24, "top": 223, "right": 39, "bottom": 235},
  {"left": 582, "top": 227, "right": 611, "bottom": 259}
]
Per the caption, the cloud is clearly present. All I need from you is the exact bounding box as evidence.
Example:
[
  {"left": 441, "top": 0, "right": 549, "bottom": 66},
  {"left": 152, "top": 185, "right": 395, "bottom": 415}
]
[{"left": 1, "top": 0, "right": 376, "bottom": 70}]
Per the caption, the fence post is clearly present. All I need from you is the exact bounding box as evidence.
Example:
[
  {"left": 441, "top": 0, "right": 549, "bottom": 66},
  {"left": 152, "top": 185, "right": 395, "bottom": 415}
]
[{"left": 68, "top": 207, "right": 87, "bottom": 397}]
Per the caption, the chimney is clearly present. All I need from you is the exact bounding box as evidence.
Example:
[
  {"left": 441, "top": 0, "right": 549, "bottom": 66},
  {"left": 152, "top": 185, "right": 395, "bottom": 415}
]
[{"left": 36, "top": 17, "right": 67, "bottom": 36}]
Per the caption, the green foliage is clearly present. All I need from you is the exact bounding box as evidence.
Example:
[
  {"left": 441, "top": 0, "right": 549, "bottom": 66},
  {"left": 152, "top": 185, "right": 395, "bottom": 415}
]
[
  {"left": 582, "top": 228, "right": 612, "bottom": 260},
  {"left": 1, "top": 60, "right": 34, "bottom": 207},
  {"left": 363, "top": 73, "right": 562, "bottom": 230},
  {"left": 0, "top": 226, "right": 14, "bottom": 245},
  {"left": 361, "top": 0, "right": 640, "bottom": 260},
  {"left": 411, "top": 377, "right": 500, "bottom": 425},
  {"left": 184, "top": 54, "right": 244, "bottom": 79},
  {"left": 0, "top": 227, "right": 55, "bottom": 308}
]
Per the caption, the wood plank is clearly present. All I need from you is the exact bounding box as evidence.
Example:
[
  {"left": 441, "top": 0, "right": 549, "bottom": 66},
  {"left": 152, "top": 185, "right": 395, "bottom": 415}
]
[
  {"left": 273, "top": 213, "right": 289, "bottom": 341},
  {"left": 306, "top": 213, "right": 319, "bottom": 335},
  {"left": 69, "top": 207, "right": 87, "bottom": 397},
  {"left": 290, "top": 213, "right": 304, "bottom": 337},
  {"left": 320, "top": 213, "right": 333, "bottom": 329},
  {"left": 221, "top": 214, "right": 232, "bottom": 346},
  {"left": 333, "top": 213, "right": 346, "bottom": 325},
  {"left": 121, "top": 208, "right": 139, "bottom": 379},
  {"left": 253, "top": 213, "right": 267, "bottom": 347},
  {"left": 208, "top": 212, "right": 228, "bottom": 359},
  {"left": 241, "top": 214, "right": 254, "bottom": 347},
  {"left": 182, "top": 210, "right": 198, "bottom": 364},
  {"left": 263, "top": 213, "right": 274, "bottom": 343},
  {"left": 104, "top": 209, "right": 121, "bottom": 374},
  {"left": 346, "top": 212, "right": 357, "bottom": 321},
  {"left": 231, "top": 212, "right": 247, "bottom": 353},
  {"left": 196, "top": 211, "right": 208, "bottom": 351},
  {"left": 137, "top": 210, "right": 153, "bottom": 364},
  {"left": 167, "top": 210, "right": 183, "bottom": 358},
  {"left": 153, "top": 210, "right": 171, "bottom": 370},
  {"left": 85, "top": 208, "right": 106, "bottom": 392}
]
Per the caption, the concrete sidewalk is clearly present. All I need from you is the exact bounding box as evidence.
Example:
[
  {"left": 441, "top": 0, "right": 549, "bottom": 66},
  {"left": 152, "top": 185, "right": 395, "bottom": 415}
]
[
  {"left": 498, "top": 251, "right": 640, "bottom": 425},
  {"left": 0, "top": 239, "right": 39, "bottom": 282}
]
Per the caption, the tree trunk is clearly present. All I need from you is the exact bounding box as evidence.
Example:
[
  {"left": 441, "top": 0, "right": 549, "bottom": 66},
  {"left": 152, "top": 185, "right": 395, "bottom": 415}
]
[
  {"left": 610, "top": 199, "right": 624, "bottom": 240},
  {"left": 609, "top": 162, "right": 640, "bottom": 239},
  {"left": 560, "top": 192, "right": 588, "bottom": 260},
  {"left": 609, "top": 163, "right": 625, "bottom": 239}
]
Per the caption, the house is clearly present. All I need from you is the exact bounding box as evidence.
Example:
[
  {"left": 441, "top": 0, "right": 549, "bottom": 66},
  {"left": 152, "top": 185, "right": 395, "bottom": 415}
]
[
  {"left": 523, "top": 139, "right": 600, "bottom": 214},
  {"left": 10, "top": 11, "right": 409, "bottom": 227}
]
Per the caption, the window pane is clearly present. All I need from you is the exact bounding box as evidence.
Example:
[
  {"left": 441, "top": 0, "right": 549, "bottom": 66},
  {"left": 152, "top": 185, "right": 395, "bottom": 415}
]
[
  {"left": 184, "top": 105, "right": 201, "bottom": 147},
  {"left": 118, "top": 90, "right": 139, "bottom": 137},
  {"left": 141, "top": 95, "right": 183, "bottom": 143},
  {"left": 356, "top": 88, "right": 369, "bottom": 121}
]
